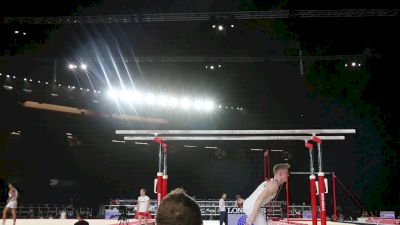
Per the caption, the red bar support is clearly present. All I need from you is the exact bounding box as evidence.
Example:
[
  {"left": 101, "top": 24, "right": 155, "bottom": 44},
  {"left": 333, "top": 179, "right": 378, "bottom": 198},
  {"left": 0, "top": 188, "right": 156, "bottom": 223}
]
[
  {"left": 318, "top": 172, "right": 327, "bottom": 225},
  {"left": 157, "top": 172, "right": 163, "bottom": 206},
  {"left": 162, "top": 175, "right": 168, "bottom": 199},
  {"left": 310, "top": 175, "right": 318, "bottom": 225}
]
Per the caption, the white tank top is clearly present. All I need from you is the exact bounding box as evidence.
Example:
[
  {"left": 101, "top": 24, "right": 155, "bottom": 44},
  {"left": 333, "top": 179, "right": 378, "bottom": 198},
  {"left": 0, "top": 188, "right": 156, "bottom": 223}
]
[
  {"left": 246, "top": 180, "right": 277, "bottom": 207},
  {"left": 8, "top": 188, "right": 18, "bottom": 202}
]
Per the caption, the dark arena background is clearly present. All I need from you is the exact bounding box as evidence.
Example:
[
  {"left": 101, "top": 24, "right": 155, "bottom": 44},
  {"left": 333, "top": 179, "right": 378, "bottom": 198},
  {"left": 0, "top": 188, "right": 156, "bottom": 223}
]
[{"left": 0, "top": 1, "right": 399, "bottom": 225}]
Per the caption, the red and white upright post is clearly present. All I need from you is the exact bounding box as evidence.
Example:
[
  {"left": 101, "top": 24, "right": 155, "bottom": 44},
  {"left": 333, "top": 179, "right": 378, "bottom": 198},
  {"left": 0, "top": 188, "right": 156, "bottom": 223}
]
[
  {"left": 161, "top": 142, "right": 168, "bottom": 199},
  {"left": 154, "top": 137, "right": 164, "bottom": 206},
  {"left": 313, "top": 136, "right": 326, "bottom": 225},
  {"left": 305, "top": 140, "right": 318, "bottom": 225}
]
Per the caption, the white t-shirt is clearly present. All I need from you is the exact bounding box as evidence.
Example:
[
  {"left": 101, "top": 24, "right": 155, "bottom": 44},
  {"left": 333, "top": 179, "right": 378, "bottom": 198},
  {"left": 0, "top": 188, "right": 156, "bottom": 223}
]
[
  {"left": 138, "top": 196, "right": 150, "bottom": 212},
  {"left": 219, "top": 198, "right": 226, "bottom": 212}
]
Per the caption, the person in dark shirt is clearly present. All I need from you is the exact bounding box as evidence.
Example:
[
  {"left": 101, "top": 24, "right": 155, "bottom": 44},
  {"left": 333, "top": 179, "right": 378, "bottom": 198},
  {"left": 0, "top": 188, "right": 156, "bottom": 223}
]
[{"left": 74, "top": 213, "right": 89, "bottom": 225}]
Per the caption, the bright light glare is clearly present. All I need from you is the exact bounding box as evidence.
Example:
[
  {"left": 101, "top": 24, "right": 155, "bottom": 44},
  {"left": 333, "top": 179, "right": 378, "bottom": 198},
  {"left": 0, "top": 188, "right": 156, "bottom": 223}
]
[
  {"left": 159, "top": 95, "right": 170, "bottom": 107},
  {"left": 106, "top": 89, "right": 217, "bottom": 112},
  {"left": 180, "top": 98, "right": 191, "bottom": 109},
  {"left": 204, "top": 100, "right": 215, "bottom": 111},
  {"left": 169, "top": 97, "right": 178, "bottom": 107},
  {"left": 107, "top": 90, "right": 119, "bottom": 99},
  {"left": 121, "top": 91, "right": 134, "bottom": 102},
  {"left": 194, "top": 100, "right": 204, "bottom": 110},
  {"left": 145, "top": 94, "right": 156, "bottom": 104},
  {"left": 132, "top": 91, "right": 144, "bottom": 103}
]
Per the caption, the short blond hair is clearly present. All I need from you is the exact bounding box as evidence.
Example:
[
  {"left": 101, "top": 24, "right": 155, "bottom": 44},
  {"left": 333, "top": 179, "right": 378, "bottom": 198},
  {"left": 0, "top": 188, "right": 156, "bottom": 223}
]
[{"left": 273, "top": 163, "right": 291, "bottom": 175}]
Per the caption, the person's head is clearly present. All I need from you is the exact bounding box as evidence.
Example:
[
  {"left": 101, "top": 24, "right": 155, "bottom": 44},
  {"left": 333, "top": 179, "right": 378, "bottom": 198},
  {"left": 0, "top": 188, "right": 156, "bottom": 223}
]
[
  {"left": 76, "top": 213, "right": 85, "bottom": 220},
  {"left": 273, "top": 163, "right": 290, "bottom": 184},
  {"left": 221, "top": 193, "right": 227, "bottom": 199},
  {"left": 236, "top": 195, "right": 242, "bottom": 200},
  {"left": 8, "top": 182, "right": 14, "bottom": 189},
  {"left": 140, "top": 188, "right": 146, "bottom": 196},
  {"left": 156, "top": 188, "right": 203, "bottom": 225}
]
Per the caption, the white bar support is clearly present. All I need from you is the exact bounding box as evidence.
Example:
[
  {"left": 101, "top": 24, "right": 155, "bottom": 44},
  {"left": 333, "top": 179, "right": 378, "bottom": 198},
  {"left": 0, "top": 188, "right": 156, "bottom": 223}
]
[{"left": 324, "top": 178, "right": 329, "bottom": 194}]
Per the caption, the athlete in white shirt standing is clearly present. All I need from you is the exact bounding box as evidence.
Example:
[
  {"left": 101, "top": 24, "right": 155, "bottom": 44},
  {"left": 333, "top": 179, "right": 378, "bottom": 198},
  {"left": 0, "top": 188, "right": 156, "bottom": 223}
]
[
  {"left": 219, "top": 193, "right": 227, "bottom": 225},
  {"left": 2, "top": 183, "right": 18, "bottom": 225},
  {"left": 244, "top": 163, "right": 290, "bottom": 225},
  {"left": 137, "top": 188, "right": 150, "bottom": 225}
]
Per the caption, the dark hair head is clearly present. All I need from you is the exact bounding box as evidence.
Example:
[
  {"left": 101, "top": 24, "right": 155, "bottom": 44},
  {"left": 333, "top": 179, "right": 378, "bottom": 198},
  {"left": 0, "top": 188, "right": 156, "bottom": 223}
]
[{"left": 156, "top": 188, "right": 203, "bottom": 225}]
